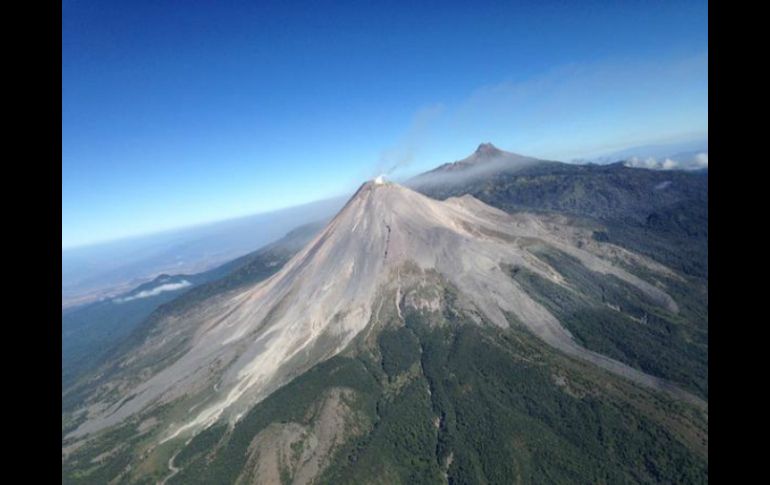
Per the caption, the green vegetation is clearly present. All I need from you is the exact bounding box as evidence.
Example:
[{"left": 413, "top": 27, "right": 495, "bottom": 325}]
[
  {"left": 326, "top": 306, "right": 705, "bottom": 484},
  {"left": 505, "top": 245, "right": 707, "bottom": 398},
  {"left": 174, "top": 423, "right": 228, "bottom": 467},
  {"left": 378, "top": 326, "right": 421, "bottom": 379},
  {"left": 62, "top": 284, "right": 191, "bottom": 391},
  {"left": 62, "top": 422, "right": 142, "bottom": 485},
  {"left": 162, "top": 285, "right": 706, "bottom": 485},
  {"left": 167, "top": 358, "right": 380, "bottom": 484}
]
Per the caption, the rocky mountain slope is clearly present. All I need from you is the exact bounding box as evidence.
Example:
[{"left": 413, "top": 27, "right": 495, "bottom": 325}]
[
  {"left": 409, "top": 143, "right": 708, "bottom": 278},
  {"left": 63, "top": 174, "right": 707, "bottom": 484}
]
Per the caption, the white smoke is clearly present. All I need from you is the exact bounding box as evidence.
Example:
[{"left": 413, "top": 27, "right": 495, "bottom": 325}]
[{"left": 374, "top": 103, "right": 444, "bottom": 177}]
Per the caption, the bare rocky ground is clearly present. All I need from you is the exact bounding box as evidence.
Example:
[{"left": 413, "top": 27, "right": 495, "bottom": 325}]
[{"left": 235, "top": 388, "right": 365, "bottom": 485}]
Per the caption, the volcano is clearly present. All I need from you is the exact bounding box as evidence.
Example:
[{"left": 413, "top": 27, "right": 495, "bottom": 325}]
[
  {"left": 64, "top": 176, "right": 707, "bottom": 484},
  {"left": 70, "top": 180, "right": 699, "bottom": 438}
]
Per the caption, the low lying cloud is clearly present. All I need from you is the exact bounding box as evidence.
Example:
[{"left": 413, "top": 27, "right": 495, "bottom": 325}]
[
  {"left": 694, "top": 152, "right": 708, "bottom": 167},
  {"left": 114, "top": 280, "right": 192, "bottom": 303},
  {"left": 406, "top": 149, "right": 539, "bottom": 189},
  {"left": 624, "top": 152, "right": 708, "bottom": 171}
]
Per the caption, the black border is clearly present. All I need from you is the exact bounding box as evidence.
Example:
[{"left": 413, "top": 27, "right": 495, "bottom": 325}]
[{"left": 28, "top": 0, "right": 733, "bottom": 480}]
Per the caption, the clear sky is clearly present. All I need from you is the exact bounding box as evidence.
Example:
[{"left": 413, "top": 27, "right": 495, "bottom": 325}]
[{"left": 63, "top": 0, "right": 708, "bottom": 249}]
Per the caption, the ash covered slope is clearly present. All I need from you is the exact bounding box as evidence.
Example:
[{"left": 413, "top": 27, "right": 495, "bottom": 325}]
[{"left": 70, "top": 180, "right": 698, "bottom": 447}]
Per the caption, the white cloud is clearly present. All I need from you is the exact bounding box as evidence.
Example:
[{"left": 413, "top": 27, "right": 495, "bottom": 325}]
[
  {"left": 694, "top": 152, "right": 708, "bottom": 167},
  {"left": 114, "top": 280, "right": 192, "bottom": 303},
  {"left": 625, "top": 156, "right": 662, "bottom": 169},
  {"left": 662, "top": 158, "right": 678, "bottom": 170},
  {"left": 624, "top": 152, "right": 708, "bottom": 171}
]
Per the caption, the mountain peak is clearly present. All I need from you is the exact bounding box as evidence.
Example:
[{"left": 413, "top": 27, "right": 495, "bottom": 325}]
[
  {"left": 408, "top": 143, "right": 541, "bottom": 186},
  {"left": 341, "top": 178, "right": 414, "bottom": 217},
  {"left": 354, "top": 177, "right": 399, "bottom": 198},
  {"left": 474, "top": 142, "right": 502, "bottom": 157}
]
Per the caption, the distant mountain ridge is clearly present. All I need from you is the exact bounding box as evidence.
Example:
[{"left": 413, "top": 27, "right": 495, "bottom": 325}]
[
  {"left": 590, "top": 138, "right": 707, "bottom": 165},
  {"left": 409, "top": 142, "right": 549, "bottom": 188},
  {"left": 425, "top": 142, "right": 535, "bottom": 171},
  {"left": 409, "top": 144, "right": 708, "bottom": 278}
]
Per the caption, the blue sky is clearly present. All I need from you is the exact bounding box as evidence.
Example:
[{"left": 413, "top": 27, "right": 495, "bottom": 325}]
[{"left": 63, "top": 0, "right": 708, "bottom": 249}]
